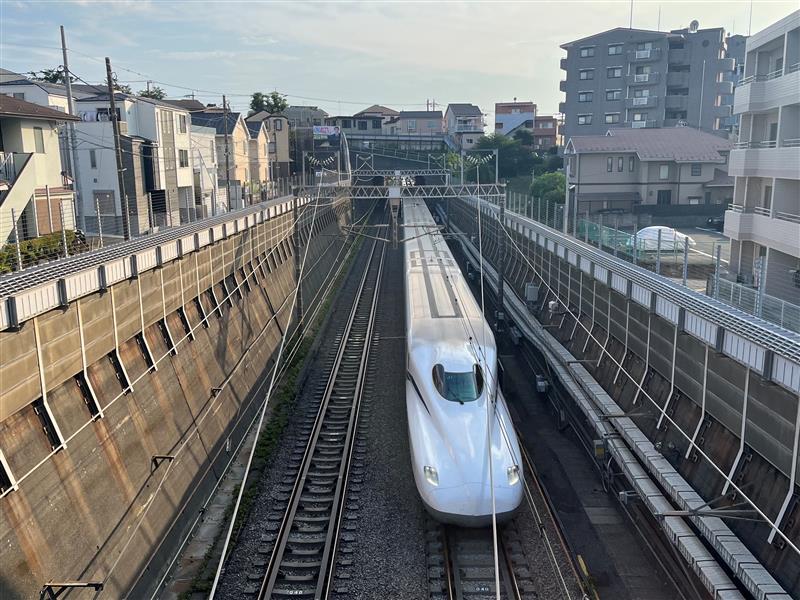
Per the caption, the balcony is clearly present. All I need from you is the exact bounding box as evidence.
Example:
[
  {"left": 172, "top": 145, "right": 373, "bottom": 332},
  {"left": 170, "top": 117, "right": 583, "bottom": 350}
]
[
  {"left": 628, "top": 48, "right": 662, "bottom": 62},
  {"left": 666, "top": 71, "right": 690, "bottom": 87},
  {"left": 558, "top": 102, "right": 567, "bottom": 114},
  {"left": 733, "top": 67, "right": 800, "bottom": 114},
  {"left": 716, "top": 80, "right": 734, "bottom": 95},
  {"left": 559, "top": 80, "right": 567, "bottom": 92},
  {"left": 631, "top": 120, "right": 657, "bottom": 128},
  {"left": 668, "top": 48, "right": 687, "bottom": 63},
  {"left": 560, "top": 58, "right": 568, "bottom": 70},
  {"left": 625, "top": 96, "right": 658, "bottom": 109},
  {"left": 664, "top": 95, "right": 688, "bottom": 110},
  {"left": 724, "top": 206, "right": 800, "bottom": 258},
  {"left": 627, "top": 72, "right": 659, "bottom": 85},
  {"left": 728, "top": 144, "right": 800, "bottom": 179},
  {"left": 717, "top": 57, "right": 736, "bottom": 72}
]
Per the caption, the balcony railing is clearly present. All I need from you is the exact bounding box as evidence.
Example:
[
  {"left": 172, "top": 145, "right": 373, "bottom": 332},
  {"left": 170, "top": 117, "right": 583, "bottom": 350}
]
[
  {"left": 733, "top": 140, "right": 781, "bottom": 149},
  {"left": 776, "top": 211, "right": 800, "bottom": 224},
  {"left": 631, "top": 120, "right": 657, "bottom": 128},
  {"left": 728, "top": 204, "right": 800, "bottom": 224},
  {"left": 787, "top": 62, "right": 800, "bottom": 75},
  {"left": 628, "top": 72, "right": 659, "bottom": 85},
  {"left": 783, "top": 138, "right": 800, "bottom": 147},
  {"left": 739, "top": 68, "right": 787, "bottom": 85},
  {"left": 753, "top": 206, "right": 771, "bottom": 216},
  {"left": 629, "top": 48, "right": 661, "bottom": 61}
]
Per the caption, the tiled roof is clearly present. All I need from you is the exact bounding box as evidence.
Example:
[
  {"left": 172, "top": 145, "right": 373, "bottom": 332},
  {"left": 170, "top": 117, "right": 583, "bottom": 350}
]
[
  {"left": 0, "top": 94, "right": 80, "bottom": 121},
  {"left": 162, "top": 99, "right": 207, "bottom": 111},
  {"left": 191, "top": 110, "right": 242, "bottom": 135},
  {"left": 567, "top": 127, "right": 732, "bottom": 162},
  {"left": 447, "top": 103, "right": 482, "bottom": 117},
  {"left": 355, "top": 104, "right": 399, "bottom": 116},
  {"left": 246, "top": 121, "right": 264, "bottom": 138},
  {"left": 705, "top": 168, "right": 735, "bottom": 187}
]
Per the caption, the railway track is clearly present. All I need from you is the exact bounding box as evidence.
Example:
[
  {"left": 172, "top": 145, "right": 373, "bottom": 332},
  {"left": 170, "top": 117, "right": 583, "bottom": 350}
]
[{"left": 255, "top": 232, "right": 386, "bottom": 599}]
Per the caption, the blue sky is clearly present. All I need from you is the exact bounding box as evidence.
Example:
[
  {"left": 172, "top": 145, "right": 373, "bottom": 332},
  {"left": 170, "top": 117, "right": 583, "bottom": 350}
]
[{"left": 1, "top": 1, "right": 796, "bottom": 120}]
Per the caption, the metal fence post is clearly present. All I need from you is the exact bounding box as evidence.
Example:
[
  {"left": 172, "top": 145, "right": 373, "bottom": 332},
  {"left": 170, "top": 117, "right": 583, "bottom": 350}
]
[
  {"left": 96, "top": 194, "right": 104, "bottom": 248},
  {"left": 682, "top": 236, "right": 689, "bottom": 286},
  {"left": 60, "top": 200, "right": 69, "bottom": 258},
  {"left": 47, "top": 187, "right": 54, "bottom": 234},
  {"left": 656, "top": 228, "right": 662, "bottom": 275},
  {"left": 584, "top": 210, "right": 589, "bottom": 243},
  {"left": 756, "top": 253, "right": 768, "bottom": 317},
  {"left": 632, "top": 228, "right": 638, "bottom": 265},
  {"left": 713, "top": 244, "right": 722, "bottom": 299},
  {"left": 598, "top": 213, "right": 604, "bottom": 249},
  {"left": 11, "top": 208, "right": 23, "bottom": 272},
  {"left": 613, "top": 215, "right": 619, "bottom": 257},
  {"left": 31, "top": 193, "right": 40, "bottom": 238}
]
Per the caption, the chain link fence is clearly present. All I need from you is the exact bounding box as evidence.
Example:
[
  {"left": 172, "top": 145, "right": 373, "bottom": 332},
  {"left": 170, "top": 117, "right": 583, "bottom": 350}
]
[
  {"left": 504, "top": 190, "right": 800, "bottom": 334},
  {"left": 0, "top": 176, "right": 302, "bottom": 275}
]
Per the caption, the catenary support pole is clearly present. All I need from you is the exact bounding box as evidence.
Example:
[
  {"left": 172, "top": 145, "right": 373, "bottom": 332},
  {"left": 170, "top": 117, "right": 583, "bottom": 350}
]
[
  {"left": 223, "top": 95, "right": 232, "bottom": 211},
  {"left": 61, "top": 26, "right": 84, "bottom": 229}
]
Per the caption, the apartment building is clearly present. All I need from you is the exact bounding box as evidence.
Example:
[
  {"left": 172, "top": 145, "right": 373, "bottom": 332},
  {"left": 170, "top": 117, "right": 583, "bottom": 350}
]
[
  {"left": 74, "top": 93, "right": 194, "bottom": 236},
  {"left": 533, "top": 115, "right": 560, "bottom": 150},
  {"left": 494, "top": 101, "right": 536, "bottom": 137},
  {"left": 559, "top": 25, "right": 737, "bottom": 140},
  {"left": 564, "top": 127, "right": 733, "bottom": 214},
  {"left": 724, "top": 10, "right": 800, "bottom": 303},
  {"left": 444, "top": 103, "right": 485, "bottom": 150},
  {"left": 0, "top": 95, "right": 79, "bottom": 242}
]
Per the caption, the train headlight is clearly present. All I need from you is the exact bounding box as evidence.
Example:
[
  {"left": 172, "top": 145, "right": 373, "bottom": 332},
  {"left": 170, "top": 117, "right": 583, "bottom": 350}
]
[
  {"left": 507, "top": 465, "right": 520, "bottom": 486},
  {"left": 423, "top": 465, "right": 439, "bottom": 486}
]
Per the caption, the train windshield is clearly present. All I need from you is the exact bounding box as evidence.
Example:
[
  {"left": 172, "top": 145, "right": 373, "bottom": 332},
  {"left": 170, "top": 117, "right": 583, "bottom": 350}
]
[{"left": 432, "top": 364, "right": 484, "bottom": 403}]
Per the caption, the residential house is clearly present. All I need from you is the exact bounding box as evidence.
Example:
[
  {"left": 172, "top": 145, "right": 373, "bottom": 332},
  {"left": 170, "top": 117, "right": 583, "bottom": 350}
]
[
  {"left": 724, "top": 10, "right": 799, "bottom": 303},
  {"left": 386, "top": 110, "right": 442, "bottom": 136},
  {"left": 282, "top": 105, "right": 329, "bottom": 175},
  {"left": 0, "top": 95, "right": 79, "bottom": 242},
  {"left": 74, "top": 92, "right": 194, "bottom": 235},
  {"left": 246, "top": 119, "right": 271, "bottom": 199},
  {"left": 190, "top": 124, "right": 218, "bottom": 219},
  {"left": 191, "top": 109, "right": 251, "bottom": 209},
  {"left": 246, "top": 111, "right": 290, "bottom": 179},
  {"left": 354, "top": 104, "right": 399, "bottom": 124},
  {"left": 324, "top": 114, "right": 384, "bottom": 136},
  {"left": 282, "top": 105, "right": 328, "bottom": 129},
  {"left": 444, "top": 103, "right": 485, "bottom": 150},
  {"left": 0, "top": 68, "right": 104, "bottom": 112},
  {"left": 559, "top": 25, "right": 738, "bottom": 140},
  {"left": 533, "top": 115, "right": 560, "bottom": 151},
  {"left": 495, "top": 101, "right": 536, "bottom": 138},
  {"left": 564, "top": 127, "right": 733, "bottom": 216}
]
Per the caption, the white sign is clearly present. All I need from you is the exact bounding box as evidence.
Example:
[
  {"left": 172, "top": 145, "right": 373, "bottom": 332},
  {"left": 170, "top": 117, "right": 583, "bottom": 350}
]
[{"left": 313, "top": 125, "right": 340, "bottom": 136}]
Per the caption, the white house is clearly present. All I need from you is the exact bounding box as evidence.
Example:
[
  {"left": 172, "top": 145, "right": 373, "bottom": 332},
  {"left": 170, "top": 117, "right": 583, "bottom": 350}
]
[
  {"left": 0, "top": 95, "right": 79, "bottom": 243},
  {"left": 444, "top": 103, "right": 485, "bottom": 150},
  {"left": 74, "top": 93, "right": 194, "bottom": 236},
  {"left": 190, "top": 124, "right": 219, "bottom": 218}
]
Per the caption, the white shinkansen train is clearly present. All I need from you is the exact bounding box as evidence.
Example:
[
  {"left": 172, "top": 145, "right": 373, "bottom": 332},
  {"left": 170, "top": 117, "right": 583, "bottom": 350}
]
[{"left": 403, "top": 198, "right": 523, "bottom": 526}]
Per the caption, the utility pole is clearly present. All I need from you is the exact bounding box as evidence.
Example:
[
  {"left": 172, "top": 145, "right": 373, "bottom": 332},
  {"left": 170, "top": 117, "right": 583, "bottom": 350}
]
[
  {"left": 60, "top": 26, "right": 83, "bottom": 229},
  {"left": 223, "top": 95, "right": 232, "bottom": 211},
  {"left": 105, "top": 57, "right": 130, "bottom": 240}
]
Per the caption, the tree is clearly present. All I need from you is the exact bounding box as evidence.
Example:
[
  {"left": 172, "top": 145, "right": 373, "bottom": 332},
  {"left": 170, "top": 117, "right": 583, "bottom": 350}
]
[
  {"left": 111, "top": 75, "right": 132, "bottom": 94},
  {"left": 250, "top": 91, "right": 288, "bottom": 114},
  {"left": 28, "top": 67, "right": 73, "bottom": 84},
  {"left": 470, "top": 133, "right": 536, "bottom": 182},
  {"left": 138, "top": 85, "right": 166, "bottom": 99},
  {"left": 531, "top": 171, "right": 565, "bottom": 205},
  {"left": 512, "top": 129, "right": 534, "bottom": 147}
]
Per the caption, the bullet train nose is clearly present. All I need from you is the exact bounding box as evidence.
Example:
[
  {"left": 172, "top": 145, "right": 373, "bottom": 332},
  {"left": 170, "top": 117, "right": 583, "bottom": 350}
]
[{"left": 424, "top": 482, "right": 520, "bottom": 527}]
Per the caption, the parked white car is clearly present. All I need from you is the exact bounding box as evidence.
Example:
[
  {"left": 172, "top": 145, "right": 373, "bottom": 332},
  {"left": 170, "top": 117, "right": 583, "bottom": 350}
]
[{"left": 632, "top": 226, "right": 696, "bottom": 252}]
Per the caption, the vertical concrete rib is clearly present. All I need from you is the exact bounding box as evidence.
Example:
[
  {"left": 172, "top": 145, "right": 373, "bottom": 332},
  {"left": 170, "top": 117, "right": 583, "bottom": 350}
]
[
  {"left": 32, "top": 317, "right": 66, "bottom": 448},
  {"left": 723, "top": 369, "right": 750, "bottom": 495},
  {"left": 656, "top": 323, "right": 680, "bottom": 429},
  {"left": 138, "top": 277, "right": 157, "bottom": 372},
  {"left": 685, "top": 345, "right": 709, "bottom": 460},
  {"left": 76, "top": 299, "right": 103, "bottom": 418}
]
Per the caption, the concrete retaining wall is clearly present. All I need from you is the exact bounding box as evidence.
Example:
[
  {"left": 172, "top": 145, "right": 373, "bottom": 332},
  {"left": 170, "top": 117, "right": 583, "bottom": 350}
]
[{"left": 0, "top": 197, "right": 351, "bottom": 599}]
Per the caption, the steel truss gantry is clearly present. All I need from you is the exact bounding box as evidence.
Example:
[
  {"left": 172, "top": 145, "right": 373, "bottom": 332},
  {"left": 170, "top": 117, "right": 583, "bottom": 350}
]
[
  {"left": 298, "top": 183, "right": 506, "bottom": 201},
  {"left": 352, "top": 169, "right": 450, "bottom": 178}
]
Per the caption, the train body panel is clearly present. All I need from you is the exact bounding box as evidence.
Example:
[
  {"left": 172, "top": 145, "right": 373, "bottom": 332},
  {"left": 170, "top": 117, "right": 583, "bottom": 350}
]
[{"left": 402, "top": 199, "right": 523, "bottom": 527}]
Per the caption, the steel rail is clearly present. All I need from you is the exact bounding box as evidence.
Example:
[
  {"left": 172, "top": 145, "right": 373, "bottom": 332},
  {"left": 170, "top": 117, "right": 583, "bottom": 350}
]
[{"left": 258, "top": 233, "right": 385, "bottom": 599}]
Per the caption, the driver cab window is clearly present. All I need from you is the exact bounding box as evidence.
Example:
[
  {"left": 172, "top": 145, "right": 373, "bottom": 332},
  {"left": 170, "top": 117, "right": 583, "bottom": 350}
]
[{"left": 432, "top": 364, "right": 484, "bottom": 403}]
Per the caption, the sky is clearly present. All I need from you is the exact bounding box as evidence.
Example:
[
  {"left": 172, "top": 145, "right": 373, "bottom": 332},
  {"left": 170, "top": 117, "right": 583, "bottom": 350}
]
[{"left": 1, "top": 0, "right": 796, "bottom": 123}]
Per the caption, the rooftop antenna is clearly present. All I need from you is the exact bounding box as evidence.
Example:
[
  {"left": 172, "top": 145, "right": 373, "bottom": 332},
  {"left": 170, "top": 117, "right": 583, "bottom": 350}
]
[
  {"left": 657, "top": 5, "right": 661, "bottom": 31},
  {"left": 629, "top": 0, "right": 633, "bottom": 28}
]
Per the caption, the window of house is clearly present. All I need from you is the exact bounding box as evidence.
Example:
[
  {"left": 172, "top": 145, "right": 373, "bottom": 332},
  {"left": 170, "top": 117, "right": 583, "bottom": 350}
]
[
  {"left": 617, "top": 157, "right": 624, "bottom": 172},
  {"left": 605, "top": 113, "right": 620, "bottom": 124},
  {"left": 633, "top": 88, "right": 650, "bottom": 98},
  {"left": 628, "top": 156, "right": 635, "bottom": 172},
  {"left": 607, "top": 157, "right": 613, "bottom": 172},
  {"left": 178, "top": 114, "right": 187, "bottom": 133},
  {"left": 580, "top": 46, "right": 595, "bottom": 58},
  {"left": 608, "top": 44, "right": 623, "bottom": 55},
  {"left": 637, "top": 42, "right": 653, "bottom": 50},
  {"left": 669, "top": 40, "right": 685, "bottom": 49},
  {"left": 579, "top": 69, "right": 594, "bottom": 80},
  {"left": 33, "top": 127, "right": 45, "bottom": 153},
  {"left": 89, "top": 149, "right": 97, "bottom": 169},
  {"left": 275, "top": 119, "right": 283, "bottom": 131},
  {"left": 178, "top": 149, "right": 189, "bottom": 168},
  {"left": 466, "top": 138, "right": 473, "bottom": 144},
  {"left": 607, "top": 67, "right": 622, "bottom": 78},
  {"left": 577, "top": 114, "right": 592, "bottom": 125},
  {"left": 428, "top": 120, "right": 437, "bottom": 128},
  {"left": 342, "top": 119, "right": 352, "bottom": 129},
  {"left": 578, "top": 91, "right": 593, "bottom": 102},
  {"left": 12, "top": 92, "right": 25, "bottom": 100},
  {"left": 407, "top": 119, "right": 417, "bottom": 131},
  {"left": 95, "top": 191, "right": 116, "bottom": 215},
  {"left": 372, "top": 120, "right": 381, "bottom": 129},
  {"left": 606, "top": 89, "right": 622, "bottom": 100},
  {"left": 690, "top": 163, "right": 702, "bottom": 176},
  {"left": 635, "top": 65, "right": 652, "bottom": 74},
  {"left": 659, "top": 164, "right": 669, "bottom": 179},
  {"left": 633, "top": 112, "right": 648, "bottom": 121},
  {"left": 358, "top": 120, "right": 368, "bottom": 130}
]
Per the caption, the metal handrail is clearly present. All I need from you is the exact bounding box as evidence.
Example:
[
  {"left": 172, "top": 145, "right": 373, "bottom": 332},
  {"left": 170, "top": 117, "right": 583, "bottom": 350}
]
[
  {"left": 728, "top": 203, "right": 745, "bottom": 213},
  {"left": 753, "top": 206, "right": 771, "bottom": 216},
  {"left": 733, "top": 141, "right": 751, "bottom": 149},
  {"left": 783, "top": 138, "right": 800, "bottom": 147},
  {"left": 776, "top": 211, "right": 800, "bottom": 224},
  {"left": 787, "top": 62, "right": 800, "bottom": 75},
  {"left": 758, "top": 140, "right": 777, "bottom": 148}
]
